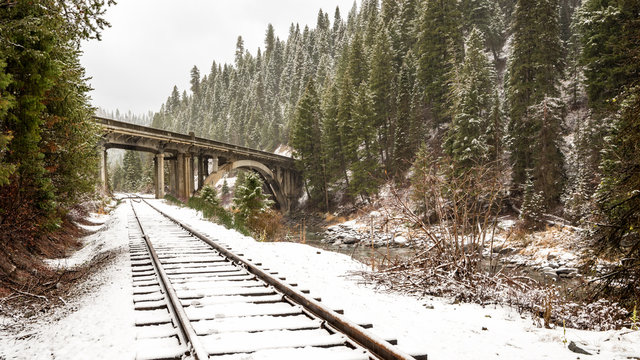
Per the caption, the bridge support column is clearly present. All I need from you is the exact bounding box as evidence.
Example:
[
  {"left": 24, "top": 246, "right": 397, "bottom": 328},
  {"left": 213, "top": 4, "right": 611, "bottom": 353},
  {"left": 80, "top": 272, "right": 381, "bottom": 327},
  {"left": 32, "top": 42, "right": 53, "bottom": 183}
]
[
  {"left": 211, "top": 156, "right": 218, "bottom": 173},
  {"left": 197, "top": 155, "right": 205, "bottom": 191},
  {"left": 188, "top": 154, "right": 194, "bottom": 196},
  {"left": 99, "top": 147, "right": 108, "bottom": 193},
  {"left": 155, "top": 153, "right": 164, "bottom": 199},
  {"left": 179, "top": 153, "right": 194, "bottom": 199},
  {"left": 168, "top": 159, "right": 176, "bottom": 195},
  {"left": 177, "top": 153, "right": 185, "bottom": 200}
]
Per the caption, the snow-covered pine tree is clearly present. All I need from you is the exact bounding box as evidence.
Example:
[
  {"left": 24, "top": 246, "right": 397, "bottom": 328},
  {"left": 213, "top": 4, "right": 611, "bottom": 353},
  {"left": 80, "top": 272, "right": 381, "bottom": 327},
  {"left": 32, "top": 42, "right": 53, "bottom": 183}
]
[
  {"left": 506, "top": 0, "right": 564, "bottom": 202},
  {"left": 232, "top": 172, "right": 274, "bottom": 226},
  {"left": 445, "top": 27, "right": 498, "bottom": 173},
  {"left": 520, "top": 172, "right": 546, "bottom": 229},
  {"left": 291, "top": 79, "right": 328, "bottom": 209},
  {"left": 526, "top": 96, "right": 565, "bottom": 208},
  {"left": 369, "top": 26, "right": 395, "bottom": 173},
  {"left": 415, "top": 0, "right": 463, "bottom": 128}
]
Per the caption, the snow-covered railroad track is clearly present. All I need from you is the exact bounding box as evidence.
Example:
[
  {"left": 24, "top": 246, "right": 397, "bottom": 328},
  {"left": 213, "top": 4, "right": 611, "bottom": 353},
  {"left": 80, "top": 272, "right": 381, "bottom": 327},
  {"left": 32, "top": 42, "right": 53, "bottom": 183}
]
[{"left": 127, "top": 198, "right": 425, "bottom": 360}]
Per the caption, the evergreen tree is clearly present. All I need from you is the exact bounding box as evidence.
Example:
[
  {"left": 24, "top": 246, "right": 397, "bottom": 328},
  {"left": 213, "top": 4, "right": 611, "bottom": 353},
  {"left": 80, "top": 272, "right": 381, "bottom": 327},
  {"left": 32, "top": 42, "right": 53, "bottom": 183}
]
[
  {"left": 349, "top": 82, "right": 381, "bottom": 200},
  {"left": 445, "top": 28, "right": 498, "bottom": 172},
  {"left": 122, "top": 150, "right": 143, "bottom": 191},
  {"left": 221, "top": 177, "right": 230, "bottom": 196},
  {"left": 264, "top": 24, "right": 276, "bottom": 61},
  {"left": 579, "top": 0, "right": 640, "bottom": 112},
  {"left": 526, "top": 96, "right": 565, "bottom": 207},
  {"left": 506, "top": 0, "right": 564, "bottom": 203},
  {"left": 579, "top": 0, "right": 640, "bottom": 300},
  {"left": 0, "top": 60, "right": 16, "bottom": 186},
  {"left": 232, "top": 172, "right": 274, "bottom": 226},
  {"left": 520, "top": 173, "right": 546, "bottom": 229},
  {"left": 369, "top": 27, "right": 395, "bottom": 172},
  {"left": 190, "top": 66, "right": 201, "bottom": 96},
  {"left": 415, "top": 0, "right": 463, "bottom": 128},
  {"left": 200, "top": 185, "right": 220, "bottom": 207},
  {"left": 593, "top": 85, "right": 640, "bottom": 301},
  {"left": 393, "top": 50, "right": 420, "bottom": 173},
  {"left": 0, "top": 0, "right": 111, "bottom": 283},
  {"left": 290, "top": 80, "right": 328, "bottom": 209}
]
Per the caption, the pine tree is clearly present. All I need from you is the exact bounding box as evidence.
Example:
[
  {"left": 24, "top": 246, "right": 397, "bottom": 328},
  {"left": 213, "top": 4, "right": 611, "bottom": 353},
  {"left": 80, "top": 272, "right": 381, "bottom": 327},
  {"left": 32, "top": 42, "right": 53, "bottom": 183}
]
[
  {"left": 521, "top": 173, "right": 546, "bottom": 229},
  {"left": 200, "top": 185, "right": 220, "bottom": 207},
  {"left": 593, "top": 85, "right": 640, "bottom": 300},
  {"left": 190, "top": 66, "right": 201, "bottom": 96},
  {"left": 0, "top": 60, "right": 16, "bottom": 186},
  {"left": 506, "top": 0, "right": 564, "bottom": 202},
  {"left": 369, "top": 27, "right": 396, "bottom": 172},
  {"left": 290, "top": 80, "right": 328, "bottom": 209},
  {"left": 122, "top": 150, "right": 143, "bottom": 191},
  {"left": 232, "top": 172, "right": 274, "bottom": 226},
  {"left": 579, "top": 0, "right": 640, "bottom": 112},
  {"left": 221, "top": 177, "right": 230, "bottom": 196},
  {"left": 415, "top": 0, "right": 463, "bottom": 128},
  {"left": 445, "top": 28, "right": 498, "bottom": 173},
  {"left": 527, "top": 97, "right": 565, "bottom": 207},
  {"left": 0, "top": 0, "right": 110, "bottom": 283},
  {"left": 235, "top": 36, "right": 245, "bottom": 68},
  {"left": 460, "top": 0, "right": 506, "bottom": 59},
  {"left": 580, "top": 0, "right": 640, "bottom": 300},
  {"left": 393, "top": 50, "right": 420, "bottom": 173},
  {"left": 349, "top": 82, "right": 380, "bottom": 201},
  {"left": 264, "top": 24, "right": 276, "bottom": 61}
]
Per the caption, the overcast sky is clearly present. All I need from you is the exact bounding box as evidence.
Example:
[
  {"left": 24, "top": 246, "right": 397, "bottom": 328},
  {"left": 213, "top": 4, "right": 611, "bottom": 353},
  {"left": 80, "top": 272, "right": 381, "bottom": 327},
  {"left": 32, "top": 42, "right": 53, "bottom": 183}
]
[{"left": 80, "top": 0, "right": 360, "bottom": 115}]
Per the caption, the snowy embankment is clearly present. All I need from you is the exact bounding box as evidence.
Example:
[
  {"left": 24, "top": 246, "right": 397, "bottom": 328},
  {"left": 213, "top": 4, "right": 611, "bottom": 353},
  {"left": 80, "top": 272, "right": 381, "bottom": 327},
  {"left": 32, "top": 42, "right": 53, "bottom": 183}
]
[
  {"left": 0, "top": 203, "right": 137, "bottom": 359},
  {"left": 1, "top": 199, "right": 638, "bottom": 359}
]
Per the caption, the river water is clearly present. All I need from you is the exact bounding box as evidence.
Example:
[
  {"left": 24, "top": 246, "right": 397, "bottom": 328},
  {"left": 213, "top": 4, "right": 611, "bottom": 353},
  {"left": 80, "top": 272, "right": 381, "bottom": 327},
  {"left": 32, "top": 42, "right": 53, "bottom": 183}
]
[{"left": 286, "top": 226, "right": 578, "bottom": 287}]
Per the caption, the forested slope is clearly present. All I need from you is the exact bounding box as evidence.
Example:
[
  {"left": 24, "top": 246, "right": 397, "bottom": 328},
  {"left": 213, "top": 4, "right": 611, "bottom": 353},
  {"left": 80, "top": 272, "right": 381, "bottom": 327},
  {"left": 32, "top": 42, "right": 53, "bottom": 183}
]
[
  {"left": 152, "top": 0, "right": 639, "bottom": 300},
  {"left": 0, "top": 1, "right": 112, "bottom": 285}
]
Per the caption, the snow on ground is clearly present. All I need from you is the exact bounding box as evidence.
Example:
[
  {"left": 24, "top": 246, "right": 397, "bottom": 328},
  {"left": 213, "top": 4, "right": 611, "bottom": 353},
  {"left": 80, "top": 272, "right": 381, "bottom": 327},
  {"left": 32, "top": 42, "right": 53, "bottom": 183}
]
[
  {"left": 274, "top": 144, "right": 293, "bottom": 158},
  {"left": 0, "top": 203, "right": 137, "bottom": 360},
  {"left": 150, "top": 199, "right": 640, "bottom": 360},
  {"left": 44, "top": 212, "right": 121, "bottom": 270},
  {"left": 2, "top": 199, "right": 638, "bottom": 360}
]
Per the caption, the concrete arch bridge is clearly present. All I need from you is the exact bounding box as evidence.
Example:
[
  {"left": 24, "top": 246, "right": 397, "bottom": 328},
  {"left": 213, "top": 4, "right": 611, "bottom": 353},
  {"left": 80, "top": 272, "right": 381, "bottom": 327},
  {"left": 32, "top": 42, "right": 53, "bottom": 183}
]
[{"left": 95, "top": 117, "right": 302, "bottom": 212}]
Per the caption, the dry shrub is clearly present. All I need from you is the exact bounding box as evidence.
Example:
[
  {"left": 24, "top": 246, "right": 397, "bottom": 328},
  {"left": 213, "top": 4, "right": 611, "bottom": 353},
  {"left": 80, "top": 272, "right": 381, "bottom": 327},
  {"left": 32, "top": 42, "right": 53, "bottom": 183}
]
[
  {"left": 325, "top": 213, "right": 347, "bottom": 224},
  {"left": 247, "top": 209, "right": 285, "bottom": 241},
  {"left": 358, "top": 258, "right": 628, "bottom": 330}
]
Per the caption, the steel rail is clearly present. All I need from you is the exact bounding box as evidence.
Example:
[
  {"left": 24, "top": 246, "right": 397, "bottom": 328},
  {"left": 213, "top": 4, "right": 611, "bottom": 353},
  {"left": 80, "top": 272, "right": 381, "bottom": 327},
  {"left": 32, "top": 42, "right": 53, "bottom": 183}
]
[
  {"left": 130, "top": 201, "right": 210, "bottom": 360},
  {"left": 141, "top": 198, "right": 420, "bottom": 360}
]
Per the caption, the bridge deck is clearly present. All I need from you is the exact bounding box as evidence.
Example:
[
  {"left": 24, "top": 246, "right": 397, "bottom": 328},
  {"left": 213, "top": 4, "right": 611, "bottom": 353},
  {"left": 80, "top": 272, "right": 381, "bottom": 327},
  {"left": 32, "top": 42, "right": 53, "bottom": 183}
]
[{"left": 95, "top": 116, "right": 294, "bottom": 166}]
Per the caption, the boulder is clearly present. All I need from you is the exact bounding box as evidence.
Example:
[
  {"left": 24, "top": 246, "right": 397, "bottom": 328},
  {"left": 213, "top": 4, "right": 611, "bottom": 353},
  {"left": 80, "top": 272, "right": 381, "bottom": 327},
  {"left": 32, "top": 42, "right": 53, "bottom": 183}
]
[
  {"left": 568, "top": 341, "right": 592, "bottom": 355},
  {"left": 343, "top": 235, "right": 359, "bottom": 245},
  {"left": 394, "top": 236, "right": 408, "bottom": 245}
]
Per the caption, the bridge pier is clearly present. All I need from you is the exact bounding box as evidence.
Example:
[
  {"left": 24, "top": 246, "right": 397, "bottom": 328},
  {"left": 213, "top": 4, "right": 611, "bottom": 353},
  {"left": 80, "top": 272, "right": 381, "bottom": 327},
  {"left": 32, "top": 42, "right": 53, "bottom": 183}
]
[
  {"left": 177, "top": 153, "right": 185, "bottom": 199},
  {"left": 155, "top": 153, "right": 164, "bottom": 199},
  {"left": 197, "top": 155, "right": 205, "bottom": 191},
  {"left": 211, "top": 156, "right": 218, "bottom": 173},
  {"left": 188, "top": 153, "right": 194, "bottom": 196},
  {"left": 99, "top": 147, "right": 108, "bottom": 194},
  {"left": 169, "top": 158, "right": 177, "bottom": 195}
]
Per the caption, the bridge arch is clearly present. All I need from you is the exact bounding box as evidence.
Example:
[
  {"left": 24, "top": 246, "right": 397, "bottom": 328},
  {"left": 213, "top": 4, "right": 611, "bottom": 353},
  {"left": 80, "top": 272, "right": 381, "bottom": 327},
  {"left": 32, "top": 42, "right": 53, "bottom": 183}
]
[{"left": 203, "top": 160, "right": 287, "bottom": 210}]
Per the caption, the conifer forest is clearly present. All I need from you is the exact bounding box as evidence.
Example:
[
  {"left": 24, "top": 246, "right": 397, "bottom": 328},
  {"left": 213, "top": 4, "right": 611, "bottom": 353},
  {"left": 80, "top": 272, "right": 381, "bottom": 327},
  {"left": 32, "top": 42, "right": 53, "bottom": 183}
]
[
  {"left": 149, "top": 0, "right": 639, "bottom": 302},
  {"left": 0, "top": 0, "right": 639, "bottom": 339}
]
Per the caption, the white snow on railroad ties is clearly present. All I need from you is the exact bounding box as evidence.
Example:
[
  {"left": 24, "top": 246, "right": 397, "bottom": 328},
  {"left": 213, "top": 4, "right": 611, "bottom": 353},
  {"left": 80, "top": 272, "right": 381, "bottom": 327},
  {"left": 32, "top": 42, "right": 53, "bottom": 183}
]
[
  {"left": 0, "top": 203, "right": 136, "bottom": 360},
  {"left": 2, "top": 199, "right": 638, "bottom": 360},
  {"left": 148, "top": 199, "right": 640, "bottom": 360}
]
